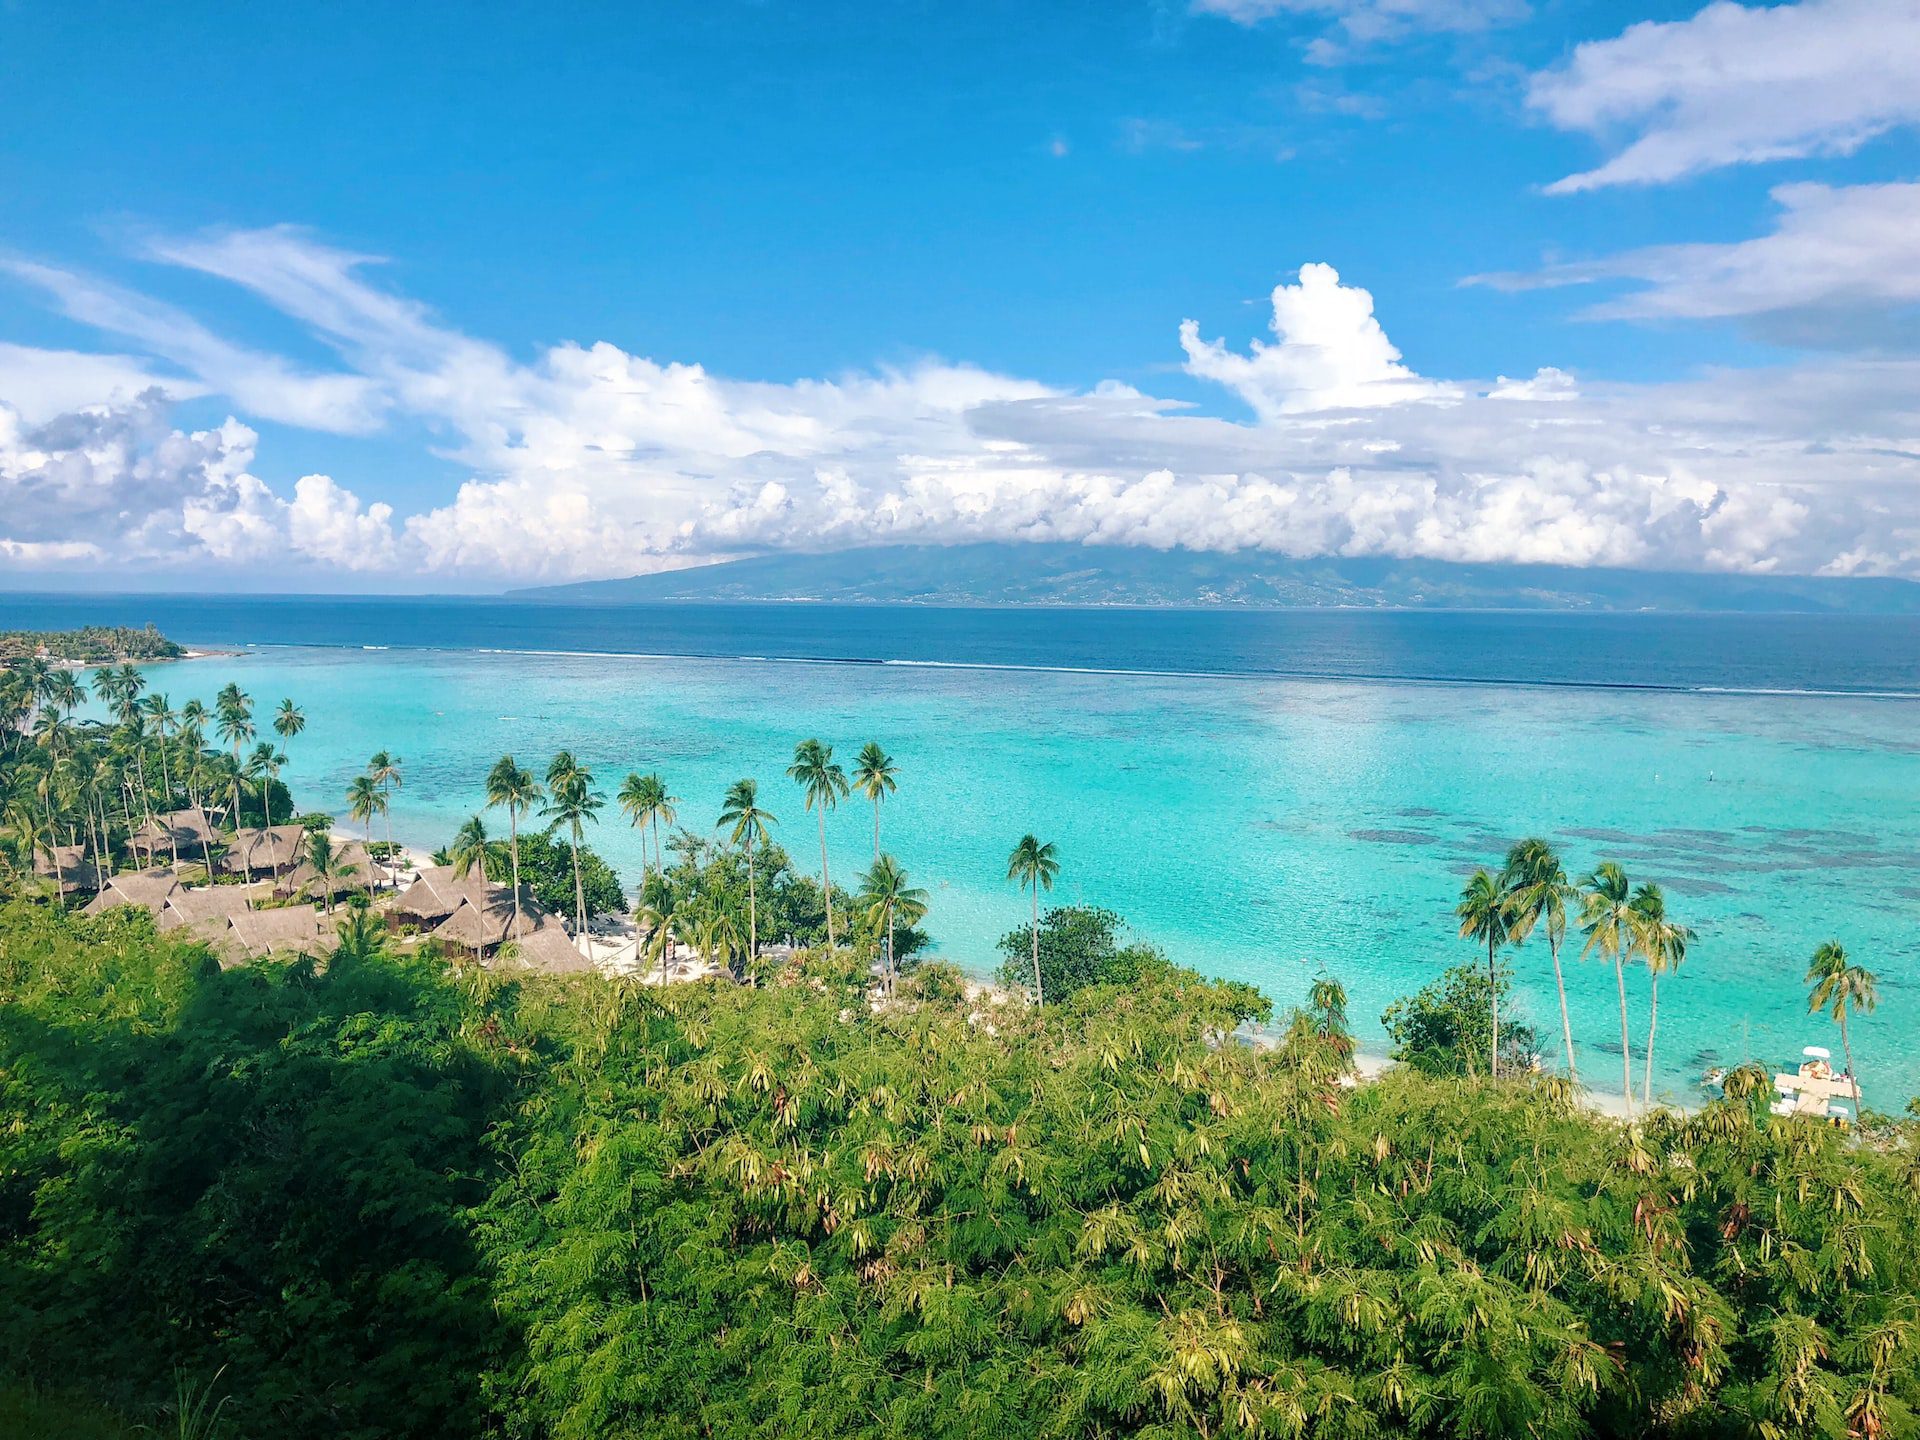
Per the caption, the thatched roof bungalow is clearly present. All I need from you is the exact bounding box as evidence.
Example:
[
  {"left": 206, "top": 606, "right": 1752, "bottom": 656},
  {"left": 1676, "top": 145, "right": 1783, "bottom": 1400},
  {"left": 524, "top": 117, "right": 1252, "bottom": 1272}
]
[
  {"left": 81, "top": 867, "right": 181, "bottom": 918},
  {"left": 389, "top": 865, "right": 477, "bottom": 926},
  {"left": 157, "top": 886, "right": 254, "bottom": 945},
  {"left": 220, "top": 824, "right": 309, "bottom": 877},
  {"left": 226, "top": 905, "right": 337, "bottom": 960},
  {"left": 34, "top": 843, "right": 103, "bottom": 895},
  {"left": 498, "top": 920, "right": 594, "bottom": 975},
  {"left": 280, "top": 839, "right": 375, "bottom": 900},
  {"left": 428, "top": 884, "right": 552, "bottom": 955},
  {"left": 129, "top": 807, "right": 218, "bottom": 859}
]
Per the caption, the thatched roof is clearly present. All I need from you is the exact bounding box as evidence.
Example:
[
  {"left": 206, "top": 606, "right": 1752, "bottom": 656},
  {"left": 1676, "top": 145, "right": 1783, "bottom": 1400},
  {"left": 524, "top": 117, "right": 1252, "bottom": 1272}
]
[
  {"left": 130, "top": 807, "right": 217, "bottom": 851},
  {"left": 391, "top": 864, "right": 475, "bottom": 922},
  {"left": 34, "top": 844, "right": 102, "bottom": 894},
  {"left": 226, "top": 905, "right": 333, "bottom": 958},
  {"left": 429, "top": 884, "right": 551, "bottom": 952},
  {"left": 158, "top": 886, "right": 254, "bottom": 940},
  {"left": 81, "top": 868, "right": 181, "bottom": 917},
  {"left": 220, "top": 824, "right": 309, "bottom": 874},
  {"left": 282, "top": 839, "right": 374, "bottom": 897},
  {"left": 498, "top": 918, "right": 593, "bottom": 975}
]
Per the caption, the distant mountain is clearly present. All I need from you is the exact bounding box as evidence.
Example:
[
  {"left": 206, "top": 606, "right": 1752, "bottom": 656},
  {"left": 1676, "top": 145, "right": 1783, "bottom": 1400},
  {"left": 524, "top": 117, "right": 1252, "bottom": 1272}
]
[{"left": 509, "top": 544, "right": 1920, "bottom": 614}]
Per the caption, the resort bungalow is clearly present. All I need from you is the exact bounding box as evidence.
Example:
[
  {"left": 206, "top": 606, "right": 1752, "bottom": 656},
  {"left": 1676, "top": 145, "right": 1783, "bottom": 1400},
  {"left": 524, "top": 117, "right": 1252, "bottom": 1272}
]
[
  {"left": 129, "top": 807, "right": 218, "bottom": 864},
  {"left": 430, "top": 884, "right": 565, "bottom": 955},
  {"left": 157, "top": 886, "right": 255, "bottom": 946},
  {"left": 221, "top": 824, "right": 310, "bottom": 879},
  {"left": 34, "top": 843, "right": 103, "bottom": 897},
  {"left": 389, "top": 864, "right": 479, "bottom": 928},
  {"left": 224, "top": 905, "right": 338, "bottom": 962},
  {"left": 497, "top": 922, "right": 594, "bottom": 975},
  {"left": 81, "top": 867, "right": 182, "bottom": 919},
  {"left": 279, "top": 839, "right": 375, "bottom": 903}
]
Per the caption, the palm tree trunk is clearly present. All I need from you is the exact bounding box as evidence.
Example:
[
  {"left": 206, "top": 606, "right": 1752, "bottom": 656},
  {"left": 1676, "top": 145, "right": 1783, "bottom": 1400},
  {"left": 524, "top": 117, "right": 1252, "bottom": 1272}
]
[
  {"left": 872, "top": 799, "right": 880, "bottom": 864},
  {"left": 885, "top": 899, "right": 896, "bottom": 997},
  {"left": 1643, "top": 973, "right": 1660, "bottom": 1106},
  {"left": 1550, "top": 935, "right": 1578, "bottom": 1085},
  {"left": 384, "top": 799, "right": 395, "bottom": 894},
  {"left": 1488, "top": 934, "right": 1500, "bottom": 1080},
  {"left": 569, "top": 822, "right": 587, "bottom": 936},
  {"left": 1614, "top": 957, "right": 1635, "bottom": 1118},
  {"left": 363, "top": 818, "right": 376, "bottom": 901},
  {"left": 746, "top": 848, "right": 757, "bottom": 960},
  {"left": 1030, "top": 885, "right": 1043, "bottom": 1008},
  {"left": 1840, "top": 1013, "right": 1861, "bottom": 1115},
  {"left": 817, "top": 810, "right": 835, "bottom": 951},
  {"left": 508, "top": 805, "right": 523, "bottom": 940}
]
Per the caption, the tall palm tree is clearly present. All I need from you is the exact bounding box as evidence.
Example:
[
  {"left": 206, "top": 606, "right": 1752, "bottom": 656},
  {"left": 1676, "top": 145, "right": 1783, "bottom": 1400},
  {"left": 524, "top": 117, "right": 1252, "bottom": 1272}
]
[
  {"left": 367, "top": 750, "right": 403, "bottom": 876},
  {"left": 141, "top": 693, "right": 178, "bottom": 813},
  {"left": 1806, "top": 941, "right": 1878, "bottom": 1114},
  {"left": 1631, "top": 882, "right": 1693, "bottom": 1107},
  {"left": 1502, "top": 838, "right": 1578, "bottom": 1085},
  {"left": 178, "top": 699, "right": 208, "bottom": 805},
  {"left": 449, "top": 814, "right": 499, "bottom": 881},
  {"left": 485, "top": 755, "right": 543, "bottom": 940},
  {"left": 1455, "top": 868, "right": 1513, "bottom": 1079},
  {"left": 301, "top": 830, "right": 345, "bottom": 915},
  {"left": 1580, "top": 862, "right": 1638, "bottom": 1118},
  {"left": 346, "top": 775, "right": 386, "bottom": 902},
  {"left": 274, "top": 698, "right": 305, "bottom": 747},
  {"left": 215, "top": 682, "right": 254, "bottom": 853},
  {"left": 852, "top": 742, "right": 898, "bottom": 863},
  {"left": 787, "top": 739, "right": 849, "bottom": 951},
  {"left": 1006, "top": 834, "right": 1059, "bottom": 1008},
  {"left": 717, "top": 778, "right": 776, "bottom": 961},
  {"left": 617, "top": 772, "right": 661, "bottom": 886},
  {"left": 859, "top": 853, "right": 928, "bottom": 998},
  {"left": 246, "top": 741, "right": 288, "bottom": 834},
  {"left": 542, "top": 751, "right": 604, "bottom": 938},
  {"left": 632, "top": 773, "right": 676, "bottom": 881}
]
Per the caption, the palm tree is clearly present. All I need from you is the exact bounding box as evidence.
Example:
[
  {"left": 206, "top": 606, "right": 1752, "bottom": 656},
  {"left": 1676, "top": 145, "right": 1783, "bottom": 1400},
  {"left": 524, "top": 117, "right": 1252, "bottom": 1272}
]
[
  {"left": 449, "top": 815, "right": 500, "bottom": 881},
  {"left": 1631, "top": 883, "right": 1693, "bottom": 1107},
  {"left": 852, "top": 742, "right": 898, "bottom": 863},
  {"left": 1806, "top": 941, "right": 1878, "bottom": 1114},
  {"left": 246, "top": 741, "right": 287, "bottom": 833},
  {"left": 639, "top": 891, "right": 684, "bottom": 988},
  {"left": 214, "top": 682, "right": 254, "bottom": 857},
  {"left": 787, "top": 739, "right": 849, "bottom": 951},
  {"left": 140, "top": 693, "right": 177, "bottom": 812},
  {"left": 1502, "top": 838, "right": 1578, "bottom": 1085},
  {"left": 1455, "top": 868, "right": 1513, "bottom": 1079},
  {"left": 301, "top": 830, "right": 345, "bottom": 915},
  {"left": 367, "top": 751, "right": 402, "bottom": 875},
  {"left": 717, "top": 778, "right": 776, "bottom": 961},
  {"left": 1580, "top": 862, "right": 1638, "bottom": 1118},
  {"left": 178, "top": 699, "right": 208, "bottom": 805},
  {"left": 617, "top": 772, "right": 662, "bottom": 885},
  {"left": 542, "top": 751, "right": 604, "bottom": 938},
  {"left": 485, "top": 755, "right": 543, "bottom": 940},
  {"left": 274, "top": 698, "right": 305, "bottom": 746},
  {"left": 346, "top": 775, "right": 386, "bottom": 902},
  {"left": 1006, "top": 834, "right": 1059, "bottom": 1008},
  {"left": 624, "top": 772, "right": 675, "bottom": 881},
  {"left": 859, "top": 853, "right": 928, "bottom": 998}
]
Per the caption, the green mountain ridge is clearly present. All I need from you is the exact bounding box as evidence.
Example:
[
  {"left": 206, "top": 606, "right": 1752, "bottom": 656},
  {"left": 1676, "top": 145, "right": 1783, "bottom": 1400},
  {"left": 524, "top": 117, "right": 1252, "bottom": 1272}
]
[{"left": 510, "top": 544, "right": 1920, "bottom": 613}]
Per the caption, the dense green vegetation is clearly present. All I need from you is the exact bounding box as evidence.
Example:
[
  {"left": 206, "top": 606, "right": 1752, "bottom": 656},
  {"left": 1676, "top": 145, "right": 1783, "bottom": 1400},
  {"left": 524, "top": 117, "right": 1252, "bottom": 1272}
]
[
  {"left": 3, "top": 900, "right": 1920, "bottom": 1439},
  {"left": 0, "top": 625, "right": 184, "bottom": 665}
]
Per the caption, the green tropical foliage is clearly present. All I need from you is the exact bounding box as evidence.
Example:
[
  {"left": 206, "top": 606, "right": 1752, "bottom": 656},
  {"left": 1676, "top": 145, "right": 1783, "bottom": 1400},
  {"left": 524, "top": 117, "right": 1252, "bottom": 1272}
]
[{"left": 1381, "top": 959, "right": 1539, "bottom": 1078}]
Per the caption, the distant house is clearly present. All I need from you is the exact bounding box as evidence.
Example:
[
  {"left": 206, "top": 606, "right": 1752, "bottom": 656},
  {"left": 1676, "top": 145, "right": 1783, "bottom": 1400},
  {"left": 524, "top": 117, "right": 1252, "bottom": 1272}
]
[
  {"left": 157, "top": 886, "right": 255, "bottom": 945},
  {"left": 34, "top": 843, "right": 103, "bottom": 896},
  {"left": 498, "top": 922, "right": 595, "bottom": 974},
  {"left": 81, "top": 867, "right": 182, "bottom": 919},
  {"left": 389, "top": 864, "right": 479, "bottom": 928},
  {"left": 220, "top": 824, "right": 310, "bottom": 878}
]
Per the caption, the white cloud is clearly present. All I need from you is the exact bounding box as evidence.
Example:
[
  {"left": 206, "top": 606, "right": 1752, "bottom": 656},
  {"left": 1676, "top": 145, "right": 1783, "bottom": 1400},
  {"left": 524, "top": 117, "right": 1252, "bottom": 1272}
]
[
  {"left": 1180, "top": 263, "right": 1459, "bottom": 418},
  {"left": 1192, "top": 0, "right": 1526, "bottom": 43},
  {"left": 1470, "top": 181, "right": 1920, "bottom": 327},
  {"left": 1529, "top": 0, "right": 1920, "bottom": 192},
  {"left": 0, "top": 343, "right": 201, "bottom": 425},
  {"left": 5, "top": 229, "right": 1920, "bottom": 584}
]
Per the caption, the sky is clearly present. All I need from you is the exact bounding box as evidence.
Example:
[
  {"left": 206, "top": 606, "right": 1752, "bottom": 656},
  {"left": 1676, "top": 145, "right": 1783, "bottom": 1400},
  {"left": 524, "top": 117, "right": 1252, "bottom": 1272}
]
[{"left": 2, "top": 0, "right": 1918, "bottom": 593}]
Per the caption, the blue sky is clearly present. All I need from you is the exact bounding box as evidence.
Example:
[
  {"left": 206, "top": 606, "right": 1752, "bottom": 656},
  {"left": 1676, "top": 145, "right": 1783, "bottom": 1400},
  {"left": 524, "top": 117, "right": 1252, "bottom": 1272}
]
[{"left": 2, "top": 0, "right": 1918, "bottom": 589}]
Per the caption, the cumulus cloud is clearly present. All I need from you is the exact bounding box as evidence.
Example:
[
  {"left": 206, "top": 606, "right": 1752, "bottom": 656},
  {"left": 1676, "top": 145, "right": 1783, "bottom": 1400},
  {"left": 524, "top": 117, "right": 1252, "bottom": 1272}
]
[
  {"left": 1529, "top": 0, "right": 1920, "bottom": 192},
  {"left": 1180, "top": 263, "right": 1460, "bottom": 418},
  {"left": 1469, "top": 181, "right": 1920, "bottom": 334},
  {"left": 4, "top": 230, "right": 1920, "bottom": 584}
]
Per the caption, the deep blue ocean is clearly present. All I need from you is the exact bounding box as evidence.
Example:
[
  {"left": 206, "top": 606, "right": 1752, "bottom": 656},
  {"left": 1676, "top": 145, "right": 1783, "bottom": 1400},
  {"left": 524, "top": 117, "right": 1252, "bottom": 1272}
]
[{"left": 7, "top": 592, "right": 1919, "bottom": 1104}]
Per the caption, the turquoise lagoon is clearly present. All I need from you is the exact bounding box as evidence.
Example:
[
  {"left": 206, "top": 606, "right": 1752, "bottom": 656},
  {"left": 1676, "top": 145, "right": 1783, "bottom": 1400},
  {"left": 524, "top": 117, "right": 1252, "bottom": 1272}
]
[{"left": 105, "top": 628, "right": 1920, "bottom": 1107}]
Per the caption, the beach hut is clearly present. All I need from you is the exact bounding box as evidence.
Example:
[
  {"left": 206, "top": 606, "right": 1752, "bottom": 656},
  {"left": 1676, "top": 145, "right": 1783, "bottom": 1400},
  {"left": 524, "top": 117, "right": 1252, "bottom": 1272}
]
[
  {"left": 225, "top": 905, "right": 335, "bottom": 961},
  {"left": 499, "top": 919, "right": 594, "bottom": 975},
  {"left": 429, "top": 883, "right": 553, "bottom": 957},
  {"left": 280, "top": 838, "right": 376, "bottom": 902},
  {"left": 389, "top": 865, "right": 476, "bottom": 927},
  {"left": 221, "top": 824, "right": 309, "bottom": 878},
  {"left": 157, "top": 886, "right": 255, "bottom": 945},
  {"left": 81, "top": 867, "right": 182, "bottom": 919},
  {"left": 34, "top": 843, "right": 103, "bottom": 896},
  {"left": 128, "top": 807, "right": 218, "bottom": 862}
]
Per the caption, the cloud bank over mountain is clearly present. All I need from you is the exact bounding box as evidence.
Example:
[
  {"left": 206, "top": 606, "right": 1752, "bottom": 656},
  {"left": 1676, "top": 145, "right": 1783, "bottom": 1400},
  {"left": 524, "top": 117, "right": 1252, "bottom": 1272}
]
[{"left": 3, "top": 224, "right": 1917, "bottom": 586}]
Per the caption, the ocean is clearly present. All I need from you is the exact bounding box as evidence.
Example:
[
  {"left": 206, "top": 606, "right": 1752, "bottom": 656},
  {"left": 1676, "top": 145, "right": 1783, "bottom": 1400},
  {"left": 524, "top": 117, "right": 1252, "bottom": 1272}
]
[{"left": 9, "top": 593, "right": 1918, "bottom": 1103}]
